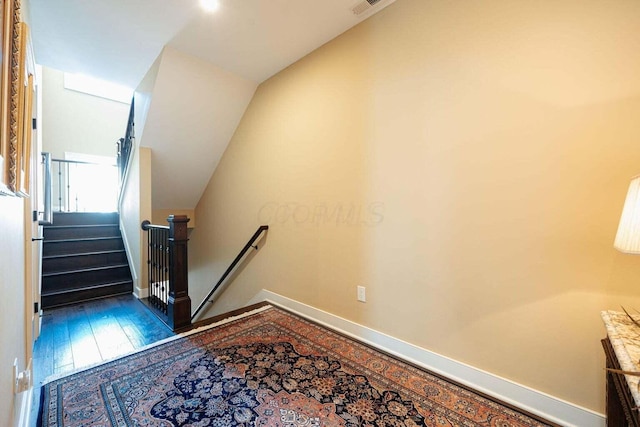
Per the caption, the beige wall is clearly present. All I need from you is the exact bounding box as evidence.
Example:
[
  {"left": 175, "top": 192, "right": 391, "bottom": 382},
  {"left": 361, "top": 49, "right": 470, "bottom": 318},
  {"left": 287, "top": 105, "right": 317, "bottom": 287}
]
[
  {"left": 41, "top": 67, "right": 130, "bottom": 158},
  {"left": 119, "top": 145, "right": 152, "bottom": 297},
  {"left": 0, "top": 196, "right": 28, "bottom": 425},
  {"left": 138, "top": 47, "right": 257, "bottom": 211},
  {"left": 190, "top": 0, "right": 640, "bottom": 413},
  {"left": 1, "top": 3, "right": 35, "bottom": 423}
]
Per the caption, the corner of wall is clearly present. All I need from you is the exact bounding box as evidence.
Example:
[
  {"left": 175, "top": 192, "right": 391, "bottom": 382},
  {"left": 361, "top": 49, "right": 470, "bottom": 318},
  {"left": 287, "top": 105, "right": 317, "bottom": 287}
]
[{"left": 118, "top": 141, "right": 152, "bottom": 299}]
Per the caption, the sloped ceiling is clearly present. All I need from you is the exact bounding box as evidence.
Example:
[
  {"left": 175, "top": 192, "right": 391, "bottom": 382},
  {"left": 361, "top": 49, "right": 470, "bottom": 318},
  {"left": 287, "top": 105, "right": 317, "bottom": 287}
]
[
  {"left": 28, "top": 0, "right": 397, "bottom": 210},
  {"left": 29, "top": 0, "right": 396, "bottom": 86},
  {"left": 137, "top": 47, "right": 257, "bottom": 209}
]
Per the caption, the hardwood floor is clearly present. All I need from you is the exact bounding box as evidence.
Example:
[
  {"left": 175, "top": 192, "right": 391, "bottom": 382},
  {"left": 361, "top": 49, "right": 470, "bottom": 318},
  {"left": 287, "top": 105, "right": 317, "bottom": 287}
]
[{"left": 30, "top": 294, "right": 174, "bottom": 425}]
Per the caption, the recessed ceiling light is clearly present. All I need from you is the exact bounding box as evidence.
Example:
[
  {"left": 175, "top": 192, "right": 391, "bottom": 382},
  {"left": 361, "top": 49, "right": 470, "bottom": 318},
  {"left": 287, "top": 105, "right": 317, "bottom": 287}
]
[{"left": 200, "top": 0, "right": 220, "bottom": 13}]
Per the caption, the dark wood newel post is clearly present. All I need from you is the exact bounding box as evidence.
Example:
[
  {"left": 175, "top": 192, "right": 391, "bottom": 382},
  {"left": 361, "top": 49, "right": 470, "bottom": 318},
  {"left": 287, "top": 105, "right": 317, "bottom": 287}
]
[{"left": 167, "top": 215, "right": 191, "bottom": 330}]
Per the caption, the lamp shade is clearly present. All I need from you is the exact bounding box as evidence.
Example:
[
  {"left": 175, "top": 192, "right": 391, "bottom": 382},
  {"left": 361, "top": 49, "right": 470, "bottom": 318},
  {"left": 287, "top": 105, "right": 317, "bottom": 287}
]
[{"left": 615, "top": 176, "right": 640, "bottom": 254}]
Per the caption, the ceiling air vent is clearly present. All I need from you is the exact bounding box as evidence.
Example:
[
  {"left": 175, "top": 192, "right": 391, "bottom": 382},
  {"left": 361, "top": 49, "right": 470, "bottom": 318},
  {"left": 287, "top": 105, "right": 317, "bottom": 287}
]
[
  {"left": 351, "top": 0, "right": 395, "bottom": 15},
  {"left": 351, "top": 0, "right": 391, "bottom": 16}
]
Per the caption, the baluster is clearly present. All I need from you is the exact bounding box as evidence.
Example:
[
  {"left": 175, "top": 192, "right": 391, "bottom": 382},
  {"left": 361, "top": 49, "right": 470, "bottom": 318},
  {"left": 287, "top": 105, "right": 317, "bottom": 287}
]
[
  {"left": 65, "top": 162, "right": 70, "bottom": 212},
  {"left": 74, "top": 163, "right": 79, "bottom": 211},
  {"left": 166, "top": 228, "right": 170, "bottom": 313},
  {"left": 56, "top": 162, "right": 62, "bottom": 212},
  {"left": 153, "top": 228, "right": 158, "bottom": 309},
  {"left": 141, "top": 217, "right": 190, "bottom": 330},
  {"left": 154, "top": 229, "right": 158, "bottom": 308},
  {"left": 152, "top": 228, "right": 156, "bottom": 308},
  {"left": 150, "top": 228, "right": 154, "bottom": 307},
  {"left": 147, "top": 226, "right": 151, "bottom": 307}
]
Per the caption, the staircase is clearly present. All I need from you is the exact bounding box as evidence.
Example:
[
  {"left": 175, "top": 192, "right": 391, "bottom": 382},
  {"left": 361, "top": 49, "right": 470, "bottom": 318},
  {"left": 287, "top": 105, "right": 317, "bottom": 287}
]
[{"left": 41, "top": 212, "right": 133, "bottom": 308}]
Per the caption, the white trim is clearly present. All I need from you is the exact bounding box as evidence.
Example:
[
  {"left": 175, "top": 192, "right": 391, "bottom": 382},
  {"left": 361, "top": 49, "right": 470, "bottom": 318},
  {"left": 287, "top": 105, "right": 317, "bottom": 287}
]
[
  {"left": 119, "top": 217, "right": 139, "bottom": 296},
  {"left": 17, "top": 387, "right": 33, "bottom": 427},
  {"left": 248, "top": 290, "right": 604, "bottom": 427},
  {"left": 134, "top": 284, "right": 149, "bottom": 299}
]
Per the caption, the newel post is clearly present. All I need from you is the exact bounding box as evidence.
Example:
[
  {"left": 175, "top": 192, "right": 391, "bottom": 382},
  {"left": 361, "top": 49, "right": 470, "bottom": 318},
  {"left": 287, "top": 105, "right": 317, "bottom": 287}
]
[{"left": 167, "top": 215, "right": 191, "bottom": 330}]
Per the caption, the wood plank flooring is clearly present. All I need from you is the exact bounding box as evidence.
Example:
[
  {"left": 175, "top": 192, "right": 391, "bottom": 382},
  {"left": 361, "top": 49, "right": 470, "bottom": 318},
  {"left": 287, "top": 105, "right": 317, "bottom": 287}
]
[{"left": 30, "top": 294, "right": 174, "bottom": 426}]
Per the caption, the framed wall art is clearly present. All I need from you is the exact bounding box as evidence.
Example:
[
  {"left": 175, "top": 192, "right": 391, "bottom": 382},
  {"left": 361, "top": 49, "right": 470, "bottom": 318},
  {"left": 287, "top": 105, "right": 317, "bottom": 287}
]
[
  {"left": 15, "top": 21, "right": 34, "bottom": 196},
  {"left": 1, "top": 0, "right": 21, "bottom": 195},
  {"left": 0, "top": 0, "right": 13, "bottom": 195},
  {"left": 0, "top": 0, "right": 33, "bottom": 197}
]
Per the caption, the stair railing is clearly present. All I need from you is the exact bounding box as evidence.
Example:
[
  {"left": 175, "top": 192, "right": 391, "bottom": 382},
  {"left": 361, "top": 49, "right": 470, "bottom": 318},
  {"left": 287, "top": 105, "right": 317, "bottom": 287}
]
[
  {"left": 117, "top": 97, "right": 135, "bottom": 194},
  {"left": 50, "top": 158, "right": 118, "bottom": 213},
  {"left": 39, "top": 152, "right": 53, "bottom": 225},
  {"left": 191, "top": 225, "right": 269, "bottom": 322},
  {"left": 141, "top": 215, "right": 191, "bottom": 331}
]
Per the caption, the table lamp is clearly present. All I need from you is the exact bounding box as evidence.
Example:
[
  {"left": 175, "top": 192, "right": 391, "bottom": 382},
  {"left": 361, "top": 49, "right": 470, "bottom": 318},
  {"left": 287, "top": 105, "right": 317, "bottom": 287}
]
[{"left": 615, "top": 175, "right": 640, "bottom": 254}]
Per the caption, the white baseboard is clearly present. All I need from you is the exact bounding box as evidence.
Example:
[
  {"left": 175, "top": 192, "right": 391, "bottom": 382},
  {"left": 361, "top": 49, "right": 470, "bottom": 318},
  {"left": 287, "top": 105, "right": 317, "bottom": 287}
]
[
  {"left": 18, "top": 386, "right": 33, "bottom": 427},
  {"left": 119, "top": 217, "right": 139, "bottom": 292},
  {"left": 134, "top": 285, "right": 149, "bottom": 299},
  {"left": 249, "top": 289, "right": 604, "bottom": 427}
]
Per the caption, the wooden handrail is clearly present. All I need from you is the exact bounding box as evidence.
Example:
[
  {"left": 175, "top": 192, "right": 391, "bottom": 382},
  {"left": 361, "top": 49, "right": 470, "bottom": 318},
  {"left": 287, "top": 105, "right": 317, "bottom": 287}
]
[
  {"left": 117, "top": 97, "right": 135, "bottom": 191},
  {"left": 141, "top": 219, "right": 169, "bottom": 230},
  {"left": 191, "top": 225, "right": 269, "bottom": 321}
]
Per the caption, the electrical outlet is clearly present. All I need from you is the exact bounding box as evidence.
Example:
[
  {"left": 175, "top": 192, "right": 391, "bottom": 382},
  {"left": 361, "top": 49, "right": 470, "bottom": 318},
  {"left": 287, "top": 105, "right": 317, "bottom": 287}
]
[{"left": 357, "top": 286, "right": 366, "bottom": 302}]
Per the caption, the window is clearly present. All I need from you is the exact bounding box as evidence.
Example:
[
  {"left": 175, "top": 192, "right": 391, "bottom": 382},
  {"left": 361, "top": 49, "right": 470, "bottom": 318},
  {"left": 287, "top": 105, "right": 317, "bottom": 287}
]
[{"left": 63, "top": 73, "right": 132, "bottom": 104}]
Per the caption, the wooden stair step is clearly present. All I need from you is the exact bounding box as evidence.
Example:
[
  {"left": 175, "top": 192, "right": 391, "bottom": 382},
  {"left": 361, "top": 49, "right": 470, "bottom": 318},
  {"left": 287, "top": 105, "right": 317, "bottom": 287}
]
[
  {"left": 43, "top": 237, "right": 124, "bottom": 256},
  {"left": 42, "top": 263, "right": 130, "bottom": 277},
  {"left": 43, "top": 224, "right": 120, "bottom": 240},
  {"left": 41, "top": 281, "right": 133, "bottom": 309},
  {"left": 41, "top": 280, "right": 133, "bottom": 296},
  {"left": 42, "top": 250, "right": 128, "bottom": 272},
  {"left": 42, "top": 265, "right": 132, "bottom": 291},
  {"left": 42, "top": 249, "right": 126, "bottom": 260},
  {"left": 44, "top": 236, "right": 122, "bottom": 243},
  {"left": 50, "top": 212, "right": 119, "bottom": 226}
]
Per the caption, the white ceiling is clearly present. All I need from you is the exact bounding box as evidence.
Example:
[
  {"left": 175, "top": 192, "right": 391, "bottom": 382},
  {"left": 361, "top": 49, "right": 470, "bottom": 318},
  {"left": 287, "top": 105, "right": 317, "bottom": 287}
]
[
  {"left": 28, "top": 0, "right": 397, "bottom": 210},
  {"left": 28, "top": 0, "right": 396, "bottom": 87}
]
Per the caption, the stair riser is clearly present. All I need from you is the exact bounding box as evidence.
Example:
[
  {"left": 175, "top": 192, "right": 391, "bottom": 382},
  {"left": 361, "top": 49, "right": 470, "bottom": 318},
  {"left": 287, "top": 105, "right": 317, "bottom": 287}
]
[
  {"left": 44, "top": 226, "right": 121, "bottom": 240},
  {"left": 43, "top": 251, "right": 128, "bottom": 273},
  {"left": 43, "top": 266, "right": 132, "bottom": 292},
  {"left": 51, "top": 212, "right": 119, "bottom": 226},
  {"left": 43, "top": 239, "right": 124, "bottom": 256},
  {"left": 42, "top": 282, "right": 133, "bottom": 309}
]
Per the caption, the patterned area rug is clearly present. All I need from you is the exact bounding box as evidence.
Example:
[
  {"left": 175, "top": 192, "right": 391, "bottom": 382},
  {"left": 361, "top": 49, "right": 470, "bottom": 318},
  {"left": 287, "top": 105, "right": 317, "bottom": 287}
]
[{"left": 38, "top": 305, "right": 551, "bottom": 426}]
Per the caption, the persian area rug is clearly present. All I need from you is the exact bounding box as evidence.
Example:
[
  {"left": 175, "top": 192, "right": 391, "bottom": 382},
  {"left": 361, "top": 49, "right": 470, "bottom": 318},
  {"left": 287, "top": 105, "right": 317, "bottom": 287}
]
[{"left": 38, "top": 305, "right": 552, "bottom": 427}]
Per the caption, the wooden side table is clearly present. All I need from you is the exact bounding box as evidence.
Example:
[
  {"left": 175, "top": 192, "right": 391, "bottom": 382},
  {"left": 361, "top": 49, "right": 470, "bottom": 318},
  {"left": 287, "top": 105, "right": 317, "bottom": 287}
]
[
  {"left": 602, "top": 337, "right": 639, "bottom": 426},
  {"left": 602, "top": 311, "right": 640, "bottom": 426}
]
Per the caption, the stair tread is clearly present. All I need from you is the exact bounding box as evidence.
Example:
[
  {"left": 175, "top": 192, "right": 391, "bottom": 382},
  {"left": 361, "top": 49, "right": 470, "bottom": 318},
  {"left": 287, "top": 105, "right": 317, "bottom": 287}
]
[
  {"left": 42, "top": 249, "right": 126, "bottom": 260},
  {"left": 41, "top": 280, "right": 133, "bottom": 297},
  {"left": 42, "top": 263, "right": 130, "bottom": 277},
  {"left": 44, "top": 236, "right": 122, "bottom": 243},
  {"left": 44, "top": 224, "right": 118, "bottom": 229}
]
